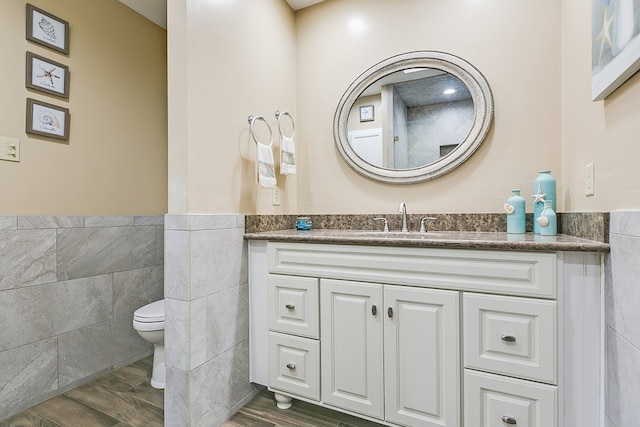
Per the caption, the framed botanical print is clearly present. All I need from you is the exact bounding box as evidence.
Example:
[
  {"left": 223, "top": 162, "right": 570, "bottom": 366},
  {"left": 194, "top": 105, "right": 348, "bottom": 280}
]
[{"left": 26, "top": 52, "right": 70, "bottom": 99}]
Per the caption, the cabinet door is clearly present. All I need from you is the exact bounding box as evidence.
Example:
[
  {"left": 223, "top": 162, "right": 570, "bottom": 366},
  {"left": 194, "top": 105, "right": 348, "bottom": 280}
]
[
  {"left": 384, "top": 285, "right": 460, "bottom": 427},
  {"left": 320, "top": 279, "right": 383, "bottom": 420}
]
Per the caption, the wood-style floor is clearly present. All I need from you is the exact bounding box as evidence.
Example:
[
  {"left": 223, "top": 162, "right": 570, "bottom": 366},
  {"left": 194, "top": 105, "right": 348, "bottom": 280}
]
[
  {"left": 0, "top": 357, "right": 164, "bottom": 427},
  {"left": 1, "top": 357, "right": 383, "bottom": 427}
]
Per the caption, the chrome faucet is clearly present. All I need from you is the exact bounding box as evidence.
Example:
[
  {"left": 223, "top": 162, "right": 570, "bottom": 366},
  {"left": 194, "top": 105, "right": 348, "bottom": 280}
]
[{"left": 398, "top": 202, "right": 408, "bottom": 232}]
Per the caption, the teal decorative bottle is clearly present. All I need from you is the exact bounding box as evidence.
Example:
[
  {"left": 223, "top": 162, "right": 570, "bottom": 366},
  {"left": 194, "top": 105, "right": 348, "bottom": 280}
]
[
  {"left": 533, "top": 170, "right": 556, "bottom": 234},
  {"left": 537, "top": 200, "right": 557, "bottom": 236},
  {"left": 505, "top": 189, "right": 526, "bottom": 234}
]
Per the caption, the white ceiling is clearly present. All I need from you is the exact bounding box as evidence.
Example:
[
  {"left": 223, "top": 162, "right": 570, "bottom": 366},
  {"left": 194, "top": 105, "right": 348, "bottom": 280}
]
[
  {"left": 118, "top": 0, "right": 325, "bottom": 29},
  {"left": 286, "top": 0, "right": 325, "bottom": 10},
  {"left": 118, "top": 0, "right": 167, "bottom": 28}
]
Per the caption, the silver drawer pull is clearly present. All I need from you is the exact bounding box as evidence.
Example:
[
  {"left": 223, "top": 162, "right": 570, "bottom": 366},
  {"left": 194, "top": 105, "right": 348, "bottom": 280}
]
[
  {"left": 372, "top": 305, "right": 377, "bottom": 316},
  {"left": 286, "top": 363, "right": 296, "bottom": 370},
  {"left": 502, "top": 415, "right": 517, "bottom": 424},
  {"left": 501, "top": 335, "right": 516, "bottom": 343},
  {"left": 285, "top": 304, "right": 295, "bottom": 310}
]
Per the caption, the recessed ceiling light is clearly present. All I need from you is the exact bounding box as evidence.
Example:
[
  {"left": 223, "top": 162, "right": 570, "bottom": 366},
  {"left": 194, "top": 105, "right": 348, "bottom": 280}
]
[{"left": 443, "top": 88, "right": 456, "bottom": 95}]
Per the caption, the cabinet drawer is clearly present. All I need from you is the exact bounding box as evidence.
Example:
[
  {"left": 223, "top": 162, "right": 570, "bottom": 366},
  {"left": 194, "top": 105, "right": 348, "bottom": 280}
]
[
  {"left": 268, "top": 274, "right": 319, "bottom": 338},
  {"left": 268, "top": 332, "right": 319, "bottom": 401},
  {"left": 464, "top": 369, "right": 557, "bottom": 427},
  {"left": 463, "top": 293, "right": 556, "bottom": 383},
  {"left": 268, "top": 242, "right": 557, "bottom": 298}
]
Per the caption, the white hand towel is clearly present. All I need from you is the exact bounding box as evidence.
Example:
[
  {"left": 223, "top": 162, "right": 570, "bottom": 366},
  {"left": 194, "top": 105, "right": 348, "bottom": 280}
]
[
  {"left": 256, "top": 142, "right": 277, "bottom": 188},
  {"left": 280, "top": 135, "right": 296, "bottom": 175}
]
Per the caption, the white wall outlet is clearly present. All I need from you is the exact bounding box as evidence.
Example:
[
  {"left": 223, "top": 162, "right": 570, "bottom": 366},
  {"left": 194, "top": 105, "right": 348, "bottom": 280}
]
[
  {"left": 272, "top": 186, "right": 281, "bottom": 206},
  {"left": 0, "top": 137, "right": 20, "bottom": 162},
  {"left": 585, "top": 162, "right": 595, "bottom": 196}
]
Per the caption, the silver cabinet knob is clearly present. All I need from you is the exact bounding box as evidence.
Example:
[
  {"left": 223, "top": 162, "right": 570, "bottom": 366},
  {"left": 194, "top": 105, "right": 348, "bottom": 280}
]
[
  {"left": 372, "top": 305, "right": 377, "bottom": 316},
  {"left": 501, "top": 335, "right": 516, "bottom": 343},
  {"left": 286, "top": 363, "right": 296, "bottom": 370},
  {"left": 502, "top": 415, "right": 517, "bottom": 424},
  {"left": 285, "top": 304, "right": 295, "bottom": 310}
]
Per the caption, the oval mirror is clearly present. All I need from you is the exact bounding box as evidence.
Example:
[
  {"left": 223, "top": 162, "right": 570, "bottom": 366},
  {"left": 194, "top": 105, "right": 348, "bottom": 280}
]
[{"left": 333, "top": 51, "right": 494, "bottom": 184}]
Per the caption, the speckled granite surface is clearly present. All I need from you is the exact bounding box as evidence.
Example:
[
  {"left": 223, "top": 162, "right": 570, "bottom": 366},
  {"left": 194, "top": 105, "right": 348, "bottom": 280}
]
[
  {"left": 244, "top": 229, "right": 609, "bottom": 252},
  {"left": 244, "top": 213, "right": 610, "bottom": 252},
  {"left": 558, "top": 212, "right": 609, "bottom": 242},
  {"left": 246, "top": 214, "right": 514, "bottom": 234}
]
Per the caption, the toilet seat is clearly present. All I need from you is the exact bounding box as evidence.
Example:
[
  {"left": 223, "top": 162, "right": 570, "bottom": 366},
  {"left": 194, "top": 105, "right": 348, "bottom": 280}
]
[
  {"left": 133, "top": 300, "right": 165, "bottom": 331},
  {"left": 134, "top": 299, "right": 164, "bottom": 323}
]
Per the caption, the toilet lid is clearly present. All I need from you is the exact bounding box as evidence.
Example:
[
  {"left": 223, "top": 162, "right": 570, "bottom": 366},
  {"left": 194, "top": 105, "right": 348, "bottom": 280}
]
[{"left": 134, "top": 299, "right": 164, "bottom": 322}]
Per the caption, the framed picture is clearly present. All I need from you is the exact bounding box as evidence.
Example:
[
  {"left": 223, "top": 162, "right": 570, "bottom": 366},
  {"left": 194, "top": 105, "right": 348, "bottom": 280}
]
[
  {"left": 591, "top": 0, "right": 640, "bottom": 100},
  {"left": 26, "top": 52, "right": 70, "bottom": 99},
  {"left": 26, "top": 3, "right": 69, "bottom": 55},
  {"left": 359, "top": 105, "right": 374, "bottom": 122},
  {"left": 26, "top": 98, "right": 70, "bottom": 140}
]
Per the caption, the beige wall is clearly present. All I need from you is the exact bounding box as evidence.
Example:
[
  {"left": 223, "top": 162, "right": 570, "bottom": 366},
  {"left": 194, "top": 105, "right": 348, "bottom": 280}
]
[
  {"left": 0, "top": 0, "right": 167, "bottom": 216},
  {"left": 562, "top": 0, "right": 640, "bottom": 211},
  {"left": 7, "top": 0, "right": 635, "bottom": 216},
  {"left": 294, "top": 0, "right": 563, "bottom": 214},
  {"left": 167, "top": 0, "right": 297, "bottom": 214}
]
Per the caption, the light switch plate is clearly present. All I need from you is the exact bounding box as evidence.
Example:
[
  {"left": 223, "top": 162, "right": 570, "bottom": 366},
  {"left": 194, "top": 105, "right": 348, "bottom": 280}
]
[
  {"left": 272, "top": 186, "right": 281, "bottom": 206},
  {"left": 0, "top": 137, "right": 20, "bottom": 162},
  {"left": 585, "top": 162, "right": 595, "bottom": 196}
]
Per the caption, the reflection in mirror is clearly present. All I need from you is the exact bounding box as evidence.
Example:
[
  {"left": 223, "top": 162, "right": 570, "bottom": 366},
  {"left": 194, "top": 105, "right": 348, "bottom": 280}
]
[
  {"left": 347, "top": 69, "right": 473, "bottom": 170},
  {"left": 334, "top": 51, "right": 493, "bottom": 184}
]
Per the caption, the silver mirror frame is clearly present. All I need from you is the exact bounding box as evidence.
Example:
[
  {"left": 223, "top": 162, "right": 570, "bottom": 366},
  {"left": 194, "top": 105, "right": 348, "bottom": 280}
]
[{"left": 333, "top": 51, "right": 494, "bottom": 184}]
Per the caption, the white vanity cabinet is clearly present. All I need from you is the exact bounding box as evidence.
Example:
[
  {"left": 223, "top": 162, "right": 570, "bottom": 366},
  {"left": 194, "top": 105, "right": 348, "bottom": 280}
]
[{"left": 248, "top": 240, "right": 604, "bottom": 427}]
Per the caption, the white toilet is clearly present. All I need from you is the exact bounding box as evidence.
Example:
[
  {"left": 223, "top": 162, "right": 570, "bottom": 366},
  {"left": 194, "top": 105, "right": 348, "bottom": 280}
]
[{"left": 133, "top": 299, "right": 165, "bottom": 389}]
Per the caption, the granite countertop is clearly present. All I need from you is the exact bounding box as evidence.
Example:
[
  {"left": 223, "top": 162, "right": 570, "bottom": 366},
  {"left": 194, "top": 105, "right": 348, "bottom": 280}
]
[{"left": 243, "top": 229, "right": 610, "bottom": 252}]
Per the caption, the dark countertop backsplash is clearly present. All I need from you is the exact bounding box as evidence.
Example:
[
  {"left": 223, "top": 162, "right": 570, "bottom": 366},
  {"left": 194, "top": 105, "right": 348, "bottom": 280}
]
[{"left": 246, "top": 212, "right": 609, "bottom": 243}]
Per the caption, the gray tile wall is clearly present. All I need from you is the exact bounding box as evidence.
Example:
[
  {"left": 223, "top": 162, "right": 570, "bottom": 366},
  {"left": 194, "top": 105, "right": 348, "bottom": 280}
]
[
  {"left": 407, "top": 99, "right": 474, "bottom": 167},
  {"left": 0, "top": 216, "right": 164, "bottom": 421},
  {"left": 164, "top": 214, "right": 258, "bottom": 427},
  {"left": 606, "top": 211, "right": 640, "bottom": 427}
]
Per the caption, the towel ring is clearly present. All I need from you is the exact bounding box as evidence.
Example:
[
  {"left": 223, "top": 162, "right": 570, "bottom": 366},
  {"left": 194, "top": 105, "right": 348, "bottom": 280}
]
[
  {"left": 275, "top": 110, "right": 295, "bottom": 139},
  {"left": 248, "top": 115, "right": 273, "bottom": 147}
]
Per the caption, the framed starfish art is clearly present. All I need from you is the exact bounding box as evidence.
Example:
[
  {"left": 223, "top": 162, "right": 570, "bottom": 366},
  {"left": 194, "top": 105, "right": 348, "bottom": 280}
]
[
  {"left": 25, "top": 52, "right": 70, "bottom": 99},
  {"left": 26, "top": 3, "right": 69, "bottom": 55},
  {"left": 592, "top": 0, "right": 640, "bottom": 100}
]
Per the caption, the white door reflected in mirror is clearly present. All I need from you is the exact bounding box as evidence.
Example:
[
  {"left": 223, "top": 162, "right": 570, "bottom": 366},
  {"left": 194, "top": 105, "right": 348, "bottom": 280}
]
[{"left": 349, "top": 128, "right": 383, "bottom": 167}]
